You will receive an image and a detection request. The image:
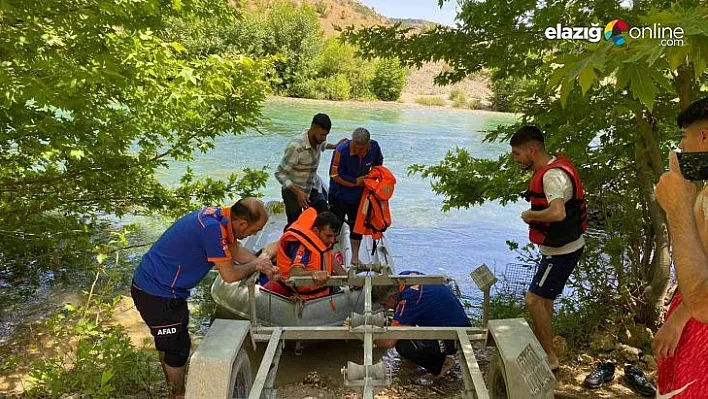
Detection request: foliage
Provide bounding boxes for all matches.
[449,89,469,108]
[370,58,408,101]
[315,0,330,18]
[262,1,325,93]
[344,0,708,328]
[26,238,163,398]
[490,76,528,113]
[0,1,270,282]
[415,97,447,106]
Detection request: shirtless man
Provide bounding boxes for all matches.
[654,97,708,398]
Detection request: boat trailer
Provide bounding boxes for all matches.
[185,264,556,398]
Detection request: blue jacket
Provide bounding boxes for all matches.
[328,140,384,204]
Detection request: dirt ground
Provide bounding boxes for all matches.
[1,296,653,399]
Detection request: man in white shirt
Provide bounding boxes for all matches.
[510,126,587,371]
[274,113,344,228]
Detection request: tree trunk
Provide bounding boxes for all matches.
[635,112,672,326]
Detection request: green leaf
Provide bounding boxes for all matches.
[170,42,187,53]
[101,369,114,386]
[579,68,597,95]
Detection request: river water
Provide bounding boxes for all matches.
[162,97,526,294]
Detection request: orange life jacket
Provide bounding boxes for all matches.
[276,207,333,300]
[522,155,587,247]
[353,165,396,240]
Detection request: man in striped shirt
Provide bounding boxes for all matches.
[275,113,344,228]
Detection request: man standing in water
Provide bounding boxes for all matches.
[510,126,587,371]
[131,198,277,398]
[275,113,346,229]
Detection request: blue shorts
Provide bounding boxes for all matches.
[529,247,583,300]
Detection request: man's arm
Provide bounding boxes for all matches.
[325,138,349,150]
[374,320,406,348]
[214,260,258,283]
[656,151,708,322]
[275,143,297,189]
[664,206,708,322]
[332,254,347,276]
[227,241,278,280]
[522,199,565,223]
[329,149,359,187]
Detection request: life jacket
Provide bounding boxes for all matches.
[353,165,396,240]
[522,155,587,247]
[275,207,333,300]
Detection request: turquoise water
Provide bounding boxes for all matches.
[161,98,527,296]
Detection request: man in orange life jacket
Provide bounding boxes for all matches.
[131,198,278,398]
[511,126,586,371]
[264,208,347,299]
[328,127,384,265]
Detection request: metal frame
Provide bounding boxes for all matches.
[231,265,553,399]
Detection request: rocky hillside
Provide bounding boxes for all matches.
[247,0,492,107]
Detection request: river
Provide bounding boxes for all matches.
[0,97,526,350]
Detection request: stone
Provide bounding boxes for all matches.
[643,355,658,371]
[590,332,616,352]
[627,324,654,349]
[617,343,641,363]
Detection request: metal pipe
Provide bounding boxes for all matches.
[252,326,486,341]
[288,275,446,287]
[249,328,283,399]
[363,275,374,399]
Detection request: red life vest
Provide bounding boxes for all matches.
[353,165,396,240]
[523,155,587,247]
[275,207,333,300]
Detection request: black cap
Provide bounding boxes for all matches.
[312,113,332,131]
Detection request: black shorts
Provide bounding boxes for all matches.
[131,282,191,367]
[528,247,583,300]
[329,198,362,240]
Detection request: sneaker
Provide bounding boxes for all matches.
[583,362,615,389]
[623,364,656,397]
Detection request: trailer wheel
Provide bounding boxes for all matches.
[228,348,252,398]
[486,347,509,399]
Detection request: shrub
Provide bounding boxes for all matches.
[319,74,352,100]
[370,58,407,101]
[468,98,482,110]
[490,76,527,112]
[315,0,329,17]
[415,97,446,106]
[449,89,467,102]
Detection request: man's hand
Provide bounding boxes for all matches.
[312,270,329,285]
[521,210,534,224]
[653,317,684,359]
[356,176,366,186]
[255,256,277,280]
[656,151,697,217]
[291,185,309,209]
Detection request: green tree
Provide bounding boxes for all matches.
[344,1,708,326]
[0,1,270,283]
[260,0,324,93]
[369,58,408,101]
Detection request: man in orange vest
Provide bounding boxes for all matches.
[264,209,347,299]
[511,126,586,371]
